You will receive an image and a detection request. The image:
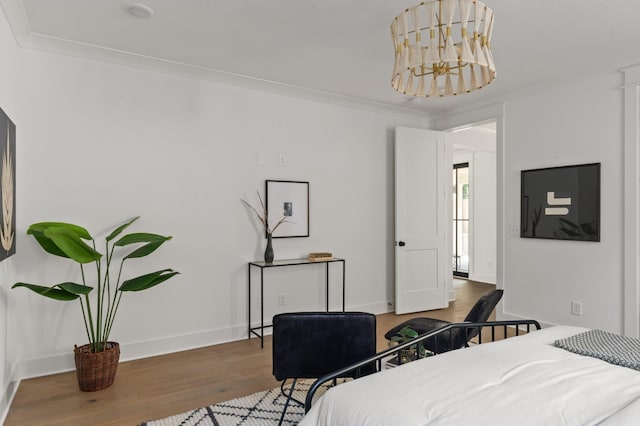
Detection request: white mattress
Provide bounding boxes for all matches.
[300,326,640,426]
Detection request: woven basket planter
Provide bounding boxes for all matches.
[74,342,120,392]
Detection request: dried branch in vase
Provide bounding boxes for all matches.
[241,191,288,234]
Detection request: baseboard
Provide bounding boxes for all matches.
[17,324,253,380]
[17,300,394,380]
[0,379,19,424]
[1,363,20,425]
[468,273,496,285]
[350,300,394,315]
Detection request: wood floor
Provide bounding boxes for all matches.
[5,280,494,425]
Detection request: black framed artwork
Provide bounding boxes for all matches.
[520,163,600,241]
[0,107,15,261]
[265,180,309,238]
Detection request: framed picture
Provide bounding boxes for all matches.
[266,180,309,238]
[0,108,15,261]
[520,163,600,241]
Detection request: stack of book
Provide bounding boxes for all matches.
[308,252,333,261]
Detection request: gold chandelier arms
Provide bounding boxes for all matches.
[412,62,467,78]
[397,19,485,37]
[391,0,496,98]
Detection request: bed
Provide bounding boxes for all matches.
[299,325,640,426]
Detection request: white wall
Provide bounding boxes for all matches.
[502,72,624,332]
[0,9,433,401]
[434,71,627,334]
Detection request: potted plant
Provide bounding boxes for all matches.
[389,326,430,365]
[12,216,179,391]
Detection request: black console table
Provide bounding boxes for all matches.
[247,258,346,348]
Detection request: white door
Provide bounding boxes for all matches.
[395,126,451,314]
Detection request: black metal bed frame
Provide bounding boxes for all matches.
[304,319,541,412]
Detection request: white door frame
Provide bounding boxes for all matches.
[623,64,640,338]
[432,103,507,316]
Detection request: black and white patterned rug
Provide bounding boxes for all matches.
[140,381,326,426]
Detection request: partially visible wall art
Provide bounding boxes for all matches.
[520,163,600,242]
[266,180,309,238]
[0,108,15,261]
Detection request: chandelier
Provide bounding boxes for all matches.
[391,0,495,98]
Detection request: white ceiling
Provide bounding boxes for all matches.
[1,0,639,117]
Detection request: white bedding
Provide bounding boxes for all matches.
[300,326,640,426]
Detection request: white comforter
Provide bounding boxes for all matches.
[300,326,640,426]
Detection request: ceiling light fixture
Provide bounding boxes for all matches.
[125,3,154,19]
[391,0,496,98]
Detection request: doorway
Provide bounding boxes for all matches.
[453,162,470,277]
[448,121,497,287]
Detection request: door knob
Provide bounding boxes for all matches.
[398,241,406,247]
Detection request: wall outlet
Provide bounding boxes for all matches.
[571,300,583,316]
[279,154,287,166]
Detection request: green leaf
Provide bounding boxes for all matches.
[417,342,427,358]
[28,222,93,240]
[119,269,180,292]
[106,216,140,242]
[27,222,93,259]
[124,240,166,260]
[12,282,93,301]
[30,230,68,258]
[56,282,93,296]
[400,326,418,338]
[43,227,102,264]
[114,233,172,247]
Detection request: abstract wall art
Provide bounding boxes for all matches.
[521,163,600,242]
[0,108,15,261]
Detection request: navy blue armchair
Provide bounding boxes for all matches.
[272,311,377,425]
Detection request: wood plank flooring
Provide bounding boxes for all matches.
[5,280,494,425]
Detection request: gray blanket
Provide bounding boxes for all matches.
[554,329,640,371]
